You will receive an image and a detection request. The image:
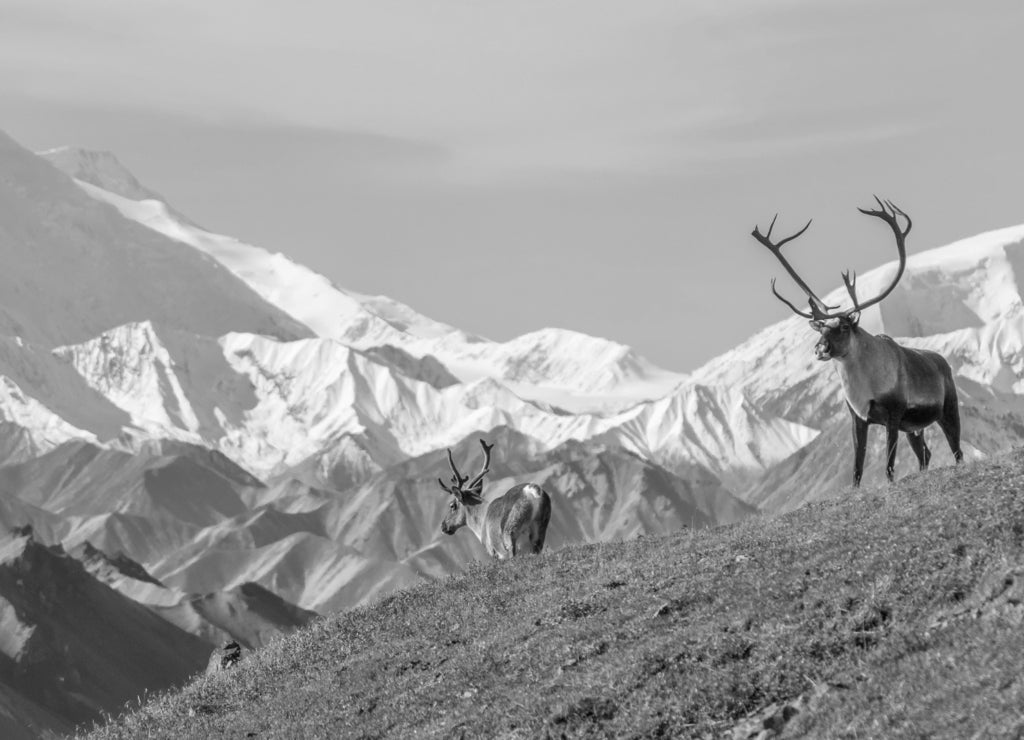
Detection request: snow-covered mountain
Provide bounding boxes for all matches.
[0,133,310,350]
[43,146,683,413]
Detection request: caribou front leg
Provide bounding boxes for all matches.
[905,431,931,471]
[884,415,902,483]
[850,408,868,488]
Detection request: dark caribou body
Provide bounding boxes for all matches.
[752,197,963,486]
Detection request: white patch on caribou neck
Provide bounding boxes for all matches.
[522,483,542,498]
[835,362,871,420]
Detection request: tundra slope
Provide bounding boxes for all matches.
[83,449,1024,740]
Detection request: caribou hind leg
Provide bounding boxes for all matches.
[529,518,548,554]
[905,431,931,471]
[938,391,964,463]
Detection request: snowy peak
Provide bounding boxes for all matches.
[412,327,685,412]
[820,224,1024,338]
[599,380,819,492]
[38,146,168,204]
[53,320,256,445]
[42,147,457,346]
[497,328,665,389]
[46,145,685,410]
[0,131,311,348]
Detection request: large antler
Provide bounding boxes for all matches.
[751,214,836,320]
[752,196,911,320]
[438,447,469,495]
[437,440,493,495]
[840,196,911,313]
[465,439,494,492]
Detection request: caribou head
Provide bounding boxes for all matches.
[751,196,910,358]
[437,439,493,535]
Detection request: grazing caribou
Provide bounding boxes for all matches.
[752,196,963,486]
[437,439,552,559]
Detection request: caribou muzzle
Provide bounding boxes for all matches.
[814,337,833,361]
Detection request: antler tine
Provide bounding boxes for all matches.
[841,269,859,308]
[885,199,912,235]
[752,215,839,318]
[849,196,911,313]
[437,477,454,495]
[466,439,495,492]
[856,195,883,219]
[446,448,468,487]
[857,196,911,234]
[752,216,813,252]
[770,278,815,319]
[772,217,812,250]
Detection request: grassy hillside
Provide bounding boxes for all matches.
[83,449,1024,739]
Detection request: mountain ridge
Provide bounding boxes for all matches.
[0,132,311,349]
[43,146,684,413]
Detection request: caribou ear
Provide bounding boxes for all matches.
[808,319,825,332]
[847,311,861,326]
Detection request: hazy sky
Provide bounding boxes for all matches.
[2,0,1022,371]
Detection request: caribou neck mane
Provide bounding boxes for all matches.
[459,495,493,542]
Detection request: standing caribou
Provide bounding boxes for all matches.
[752,197,963,486]
[437,439,552,559]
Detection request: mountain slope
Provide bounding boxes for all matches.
[41,147,455,344]
[81,450,1024,740]
[72,542,319,650]
[0,531,210,733]
[0,131,311,349]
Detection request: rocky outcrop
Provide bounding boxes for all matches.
[206,640,243,674]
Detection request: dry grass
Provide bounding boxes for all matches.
[82,448,1024,739]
